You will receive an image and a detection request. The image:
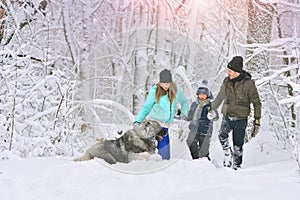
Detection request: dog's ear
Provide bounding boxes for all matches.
[158,128,167,136]
[155,128,167,141]
[145,121,150,126]
[117,131,123,135]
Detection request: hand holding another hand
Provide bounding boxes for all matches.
[174,108,187,120]
[207,110,218,121]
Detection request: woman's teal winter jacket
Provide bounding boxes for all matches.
[135,85,189,124]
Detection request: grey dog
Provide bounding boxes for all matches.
[73,120,167,164]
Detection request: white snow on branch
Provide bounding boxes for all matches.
[256,64,299,87]
[25,107,58,122]
[175,66,194,99]
[239,37,300,49]
[67,99,135,122]
[279,96,300,105]
[259,0,300,9]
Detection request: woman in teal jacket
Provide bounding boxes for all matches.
[134,69,189,160]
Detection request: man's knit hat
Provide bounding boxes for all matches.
[159,69,172,83]
[227,56,243,73]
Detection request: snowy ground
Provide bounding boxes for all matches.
[1,126,300,200]
[1,145,300,199]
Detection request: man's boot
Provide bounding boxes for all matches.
[223,147,232,167]
[232,145,243,170]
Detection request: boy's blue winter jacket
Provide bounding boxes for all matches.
[187,100,214,136]
[135,84,189,124]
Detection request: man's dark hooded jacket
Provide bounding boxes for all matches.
[211,71,261,120]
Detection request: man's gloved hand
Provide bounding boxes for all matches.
[251,119,260,137]
[207,110,218,121]
[133,121,140,129]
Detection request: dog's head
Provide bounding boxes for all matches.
[134,120,165,140]
[123,120,167,153]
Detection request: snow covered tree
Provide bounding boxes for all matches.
[244,0,300,165]
[0,0,80,157]
[0,0,299,162]
[246,0,274,72]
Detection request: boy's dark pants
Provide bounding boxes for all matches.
[187,132,211,160]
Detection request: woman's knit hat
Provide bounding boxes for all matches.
[159,69,173,83]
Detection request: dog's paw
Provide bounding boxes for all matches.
[138,152,151,160]
[96,138,106,142]
[130,152,151,161]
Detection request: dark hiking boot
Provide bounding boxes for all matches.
[232,163,241,170]
[232,145,243,170]
[223,148,232,167]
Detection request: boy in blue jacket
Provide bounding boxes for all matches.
[134,69,189,160]
[186,80,218,160]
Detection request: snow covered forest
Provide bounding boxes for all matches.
[0,0,299,166]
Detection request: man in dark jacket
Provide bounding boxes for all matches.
[210,56,261,169]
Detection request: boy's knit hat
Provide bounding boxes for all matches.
[196,87,209,96]
[196,79,213,99]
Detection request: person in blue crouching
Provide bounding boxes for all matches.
[134,69,189,160]
[186,80,219,160]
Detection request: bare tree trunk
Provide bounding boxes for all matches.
[62,0,78,72]
[9,64,17,151]
[132,0,157,115]
[275,10,297,128]
[246,0,274,72]
[245,0,274,143]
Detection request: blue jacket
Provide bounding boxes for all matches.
[135,85,189,124]
[187,99,215,136]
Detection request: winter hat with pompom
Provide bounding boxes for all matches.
[196,79,214,99]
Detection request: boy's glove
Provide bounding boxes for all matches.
[207,110,218,121]
[251,119,260,137]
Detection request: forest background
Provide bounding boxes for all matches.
[0,0,299,167]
